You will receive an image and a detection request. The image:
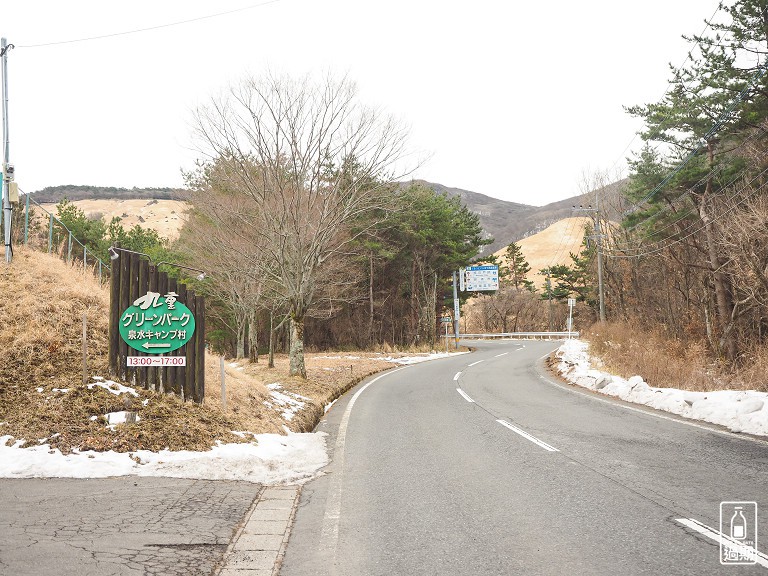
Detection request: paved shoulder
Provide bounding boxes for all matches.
[0,477,260,576]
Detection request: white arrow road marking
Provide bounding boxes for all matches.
[143,342,171,349]
[453,372,461,381]
[675,518,768,568]
[496,419,559,452]
[494,352,508,358]
[456,388,474,403]
[468,360,484,367]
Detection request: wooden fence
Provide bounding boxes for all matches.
[108,248,205,402]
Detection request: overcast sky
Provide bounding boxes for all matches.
[3,1,718,206]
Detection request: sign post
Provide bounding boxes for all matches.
[452,272,460,349]
[567,298,576,339]
[441,316,452,352]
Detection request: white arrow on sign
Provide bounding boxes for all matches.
[142,342,171,349]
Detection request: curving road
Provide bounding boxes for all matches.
[281,339,768,576]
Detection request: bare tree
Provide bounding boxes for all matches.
[192,73,410,377]
[179,165,272,358]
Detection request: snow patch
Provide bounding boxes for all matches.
[87,379,139,398]
[266,383,309,422]
[105,411,140,426]
[556,339,768,437]
[383,351,469,365]
[0,432,328,484]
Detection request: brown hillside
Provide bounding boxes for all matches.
[494,217,591,287]
[40,198,188,240]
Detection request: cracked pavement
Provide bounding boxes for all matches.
[0,477,261,575]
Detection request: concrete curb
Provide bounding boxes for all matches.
[216,485,301,576]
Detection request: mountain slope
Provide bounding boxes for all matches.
[412,179,625,254]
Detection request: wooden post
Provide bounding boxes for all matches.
[157,270,168,392]
[175,282,187,399]
[137,258,149,390]
[195,293,205,402]
[184,288,196,402]
[220,356,226,412]
[108,244,121,376]
[82,312,88,385]
[117,248,131,381]
[147,264,159,392]
[166,277,179,396]
[127,253,140,386]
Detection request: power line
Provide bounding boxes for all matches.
[618,123,765,239]
[609,125,767,254]
[14,0,281,49]
[605,1,726,179]
[605,165,768,259]
[625,57,768,212]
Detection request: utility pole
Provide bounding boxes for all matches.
[452,271,460,349]
[573,200,606,322]
[546,275,553,331]
[1,38,13,264]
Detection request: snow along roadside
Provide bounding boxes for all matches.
[0,432,329,484]
[0,351,469,483]
[556,339,768,437]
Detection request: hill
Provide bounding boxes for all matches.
[30,184,186,203]
[39,198,188,240]
[495,217,592,288]
[412,179,626,254]
[29,179,628,253]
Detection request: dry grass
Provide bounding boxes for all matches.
[0,248,246,453]
[203,353,398,434]
[39,199,188,240]
[493,217,592,288]
[583,321,768,392]
[0,247,442,454]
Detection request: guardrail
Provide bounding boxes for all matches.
[458,332,580,340]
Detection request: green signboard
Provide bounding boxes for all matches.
[119,291,195,354]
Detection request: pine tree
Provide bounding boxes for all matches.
[504,242,534,292]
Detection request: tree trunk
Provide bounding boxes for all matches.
[289,316,307,378]
[368,251,375,347]
[236,321,246,359]
[700,145,737,361]
[268,310,275,368]
[411,259,418,343]
[249,311,259,363]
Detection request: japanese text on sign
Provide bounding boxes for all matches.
[464,265,499,291]
[119,291,196,354]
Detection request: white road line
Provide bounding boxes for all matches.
[494,352,508,357]
[319,367,406,561]
[468,360,484,367]
[453,371,461,381]
[515,346,525,352]
[496,419,559,452]
[456,388,475,403]
[536,354,768,446]
[675,518,768,568]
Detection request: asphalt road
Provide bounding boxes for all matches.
[0,477,259,575]
[281,339,768,576]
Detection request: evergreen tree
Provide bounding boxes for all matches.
[504,242,534,292]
